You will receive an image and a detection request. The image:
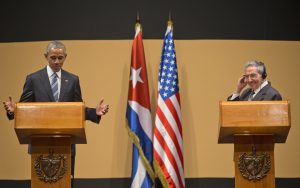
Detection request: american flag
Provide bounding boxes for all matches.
[126,22,154,188]
[153,21,185,188]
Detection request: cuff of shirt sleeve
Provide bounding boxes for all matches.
[230,93,240,100]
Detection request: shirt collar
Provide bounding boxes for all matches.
[253,80,268,94]
[47,65,61,79]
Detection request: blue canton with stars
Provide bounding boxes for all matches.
[158,29,179,100]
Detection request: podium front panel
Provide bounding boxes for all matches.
[218,101,291,143]
[14,102,86,144]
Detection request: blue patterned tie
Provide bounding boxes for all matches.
[51,73,59,102]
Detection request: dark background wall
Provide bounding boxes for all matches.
[1,0,300,42]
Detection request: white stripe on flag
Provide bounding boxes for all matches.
[170,95,182,122]
[131,156,146,188]
[157,95,183,149]
[128,100,153,141]
[154,135,180,188]
[155,113,185,185]
[135,25,141,38]
[165,25,172,36]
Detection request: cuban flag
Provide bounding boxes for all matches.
[126,21,154,188]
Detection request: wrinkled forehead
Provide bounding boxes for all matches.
[245,66,259,74]
[47,48,66,56]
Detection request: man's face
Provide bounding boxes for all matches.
[45,48,67,72]
[244,66,263,90]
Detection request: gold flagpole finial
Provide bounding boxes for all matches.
[135,11,142,34]
[167,11,173,29]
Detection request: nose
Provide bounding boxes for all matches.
[244,75,253,82]
[54,59,60,64]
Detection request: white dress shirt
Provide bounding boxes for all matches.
[47,65,61,99]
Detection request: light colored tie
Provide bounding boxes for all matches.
[51,73,59,102]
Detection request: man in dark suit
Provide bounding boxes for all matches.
[228,60,282,101]
[2,41,109,182]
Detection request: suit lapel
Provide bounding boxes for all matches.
[240,88,252,100]
[59,70,68,101]
[40,67,55,102]
[252,84,270,101]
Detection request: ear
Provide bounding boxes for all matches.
[44,53,48,59]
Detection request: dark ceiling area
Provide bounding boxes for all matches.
[1,0,299,42]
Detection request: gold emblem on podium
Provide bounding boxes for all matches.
[238,146,271,181]
[34,150,67,183]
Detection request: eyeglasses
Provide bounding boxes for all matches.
[244,73,259,79]
[49,55,65,61]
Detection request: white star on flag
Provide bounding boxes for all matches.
[130,67,144,88]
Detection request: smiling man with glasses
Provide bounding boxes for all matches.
[228,60,282,101]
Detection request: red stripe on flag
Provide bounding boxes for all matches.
[165,97,182,136]
[156,106,184,165]
[154,149,176,188]
[154,128,185,188]
[175,92,181,106]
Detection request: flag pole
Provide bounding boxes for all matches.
[135,11,142,34]
[168,10,173,30]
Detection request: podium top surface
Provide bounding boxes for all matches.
[218,101,291,143]
[14,102,86,144]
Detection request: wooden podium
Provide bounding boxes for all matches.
[218,101,291,188]
[14,102,86,188]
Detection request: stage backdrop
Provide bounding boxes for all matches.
[0,40,299,179]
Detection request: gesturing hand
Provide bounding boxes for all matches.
[236,75,247,94]
[3,96,15,114]
[96,98,109,116]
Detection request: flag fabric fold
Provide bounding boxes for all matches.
[126,22,155,188]
[153,21,185,188]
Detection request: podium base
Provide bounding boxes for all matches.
[31,136,71,188]
[234,135,275,188]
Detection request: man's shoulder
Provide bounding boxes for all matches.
[264,83,280,94]
[26,67,46,78]
[25,67,79,81]
[61,69,79,79]
[261,83,282,100]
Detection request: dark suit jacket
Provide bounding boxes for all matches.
[7,67,101,172]
[8,67,100,123]
[7,67,102,176]
[228,83,282,101]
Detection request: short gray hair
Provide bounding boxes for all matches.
[244,60,266,76]
[46,41,67,54]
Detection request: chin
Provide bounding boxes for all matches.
[248,85,255,90]
[251,85,259,90]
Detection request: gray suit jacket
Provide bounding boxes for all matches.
[8,67,100,123]
[228,83,282,101]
